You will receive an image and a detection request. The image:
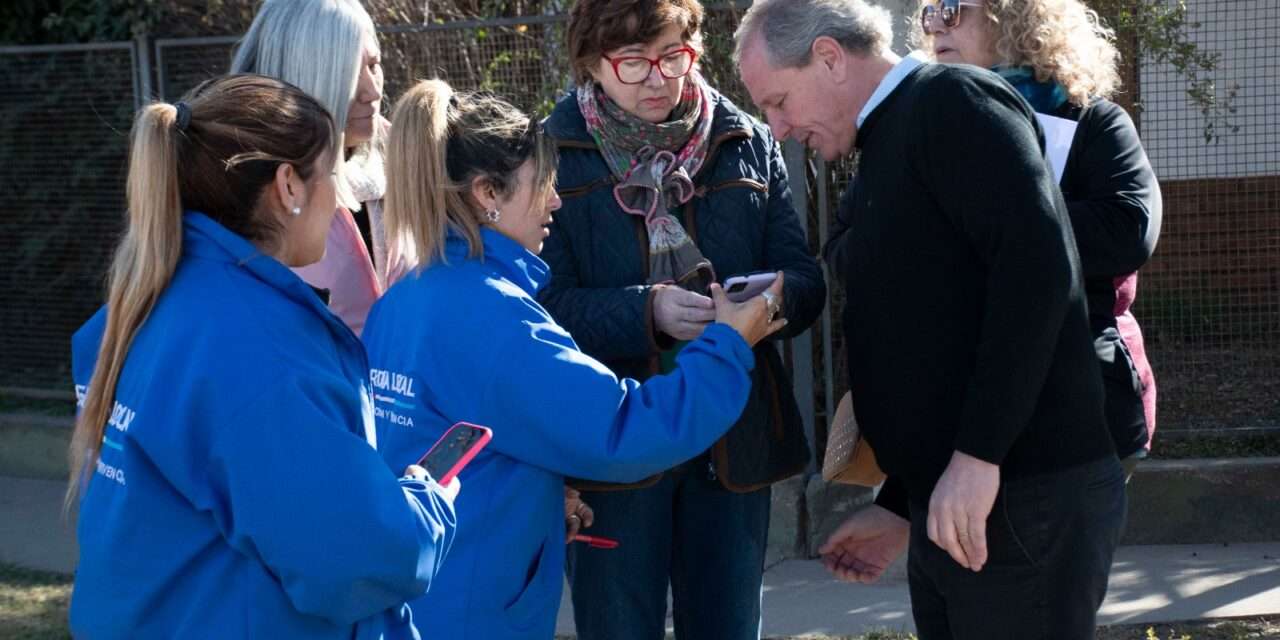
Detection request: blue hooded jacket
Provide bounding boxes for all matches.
[69,212,456,639]
[362,228,756,639]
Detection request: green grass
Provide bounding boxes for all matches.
[0,563,71,640]
[1095,617,1280,640]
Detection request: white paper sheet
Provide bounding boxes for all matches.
[1035,113,1079,185]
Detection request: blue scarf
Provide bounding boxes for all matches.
[993,65,1069,114]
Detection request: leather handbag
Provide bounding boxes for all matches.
[821,391,886,486]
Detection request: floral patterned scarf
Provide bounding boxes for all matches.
[578,71,716,293]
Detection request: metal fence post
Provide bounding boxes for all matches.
[815,157,835,429]
[133,33,153,109]
[783,139,818,472]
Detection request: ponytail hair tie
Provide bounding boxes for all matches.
[174,102,192,131]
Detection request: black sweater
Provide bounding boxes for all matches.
[829,98,1162,332]
[1058,98,1162,330]
[839,65,1115,513]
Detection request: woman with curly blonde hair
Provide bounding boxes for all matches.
[912,0,1121,105]
[915,0,1163,473]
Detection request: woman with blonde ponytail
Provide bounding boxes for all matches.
[361,79,787,639]
[67,74,457,640]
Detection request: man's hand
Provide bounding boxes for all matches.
[818,504,909,583]
[653,285,716,341]
[927,450,1000,572]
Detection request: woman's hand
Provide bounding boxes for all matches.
[405,464,461,503]
[653,285,716,341]
[711,272,788,347]
[564,486,595,543]
[655,284,716,340]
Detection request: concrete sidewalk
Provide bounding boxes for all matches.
[0,475,77,575]
[4,476,1278,636]
[554,543,1280,636]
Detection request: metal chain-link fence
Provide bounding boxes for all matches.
[1131,1,1279,433]
[153,9,755,118]
[0,43,138,390]
[1,3,1275,443]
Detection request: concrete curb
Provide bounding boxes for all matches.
[0,412,74,429]
[765,457,1280,564]
[1124,457,1280,545]
[5,408,1280,546]
[0,413,73,481]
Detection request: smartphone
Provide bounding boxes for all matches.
[723,272,777,303]
[416,422,492,485]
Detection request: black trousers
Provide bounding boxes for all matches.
[907,456,1127,640]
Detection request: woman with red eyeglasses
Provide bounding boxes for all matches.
[913,0,1162,475]
[540,1,826,638]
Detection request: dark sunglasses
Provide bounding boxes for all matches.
[920,0,984,31]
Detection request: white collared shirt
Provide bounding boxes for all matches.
[856,50,931,128]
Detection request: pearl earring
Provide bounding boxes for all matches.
[290,206,302,217]
[485,209,501,224]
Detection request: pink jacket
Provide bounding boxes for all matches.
[293,206,384,335]
[293,141,389,336]
[1114,273,1157,444]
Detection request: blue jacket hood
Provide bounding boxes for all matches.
[185,210,343,320]
[444,227,550,297]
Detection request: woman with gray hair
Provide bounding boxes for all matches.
[232,0,388,335]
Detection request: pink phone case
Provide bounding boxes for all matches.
[724,272,777,303]
[417,422,492,485]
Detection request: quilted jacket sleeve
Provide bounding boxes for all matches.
[539,204,665,362]
[760,133,827,339]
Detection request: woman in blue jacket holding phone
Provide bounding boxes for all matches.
[362,79,786,639]
[68,74,457,639]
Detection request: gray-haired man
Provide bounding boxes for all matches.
[734,1,1126,638]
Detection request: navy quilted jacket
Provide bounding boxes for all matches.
[539,88,826,491]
